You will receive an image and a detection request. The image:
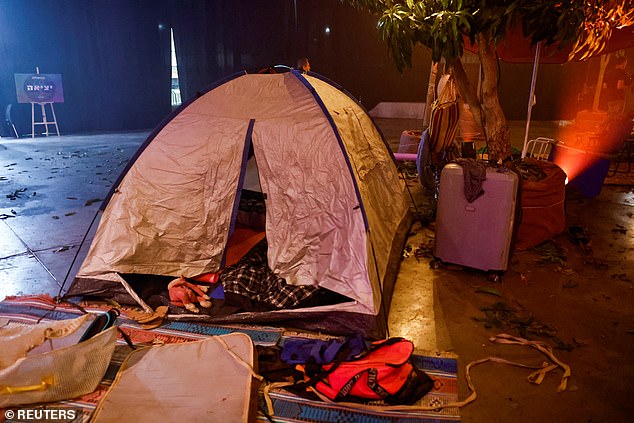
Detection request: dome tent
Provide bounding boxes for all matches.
[68,69,411,337]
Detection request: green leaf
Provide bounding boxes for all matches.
[475,286,503,297]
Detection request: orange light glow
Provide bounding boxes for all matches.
[551,143,612,198]
[553,112,631,186]
[551,146,599,183]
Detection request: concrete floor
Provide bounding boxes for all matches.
[0,132,147,299]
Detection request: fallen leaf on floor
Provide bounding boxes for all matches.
[613,273,632,282]
[6,188,27,200]
[612,224,627,234]
[476,286,502,297]
[532,241,567,265]
[84,198,102,206]
[572,338,589,347]
[414,241,434,261]
[65,212,76,216]
[583,257,609,270]
[555,266,575,275]
[474,302,562,343]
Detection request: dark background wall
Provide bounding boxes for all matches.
[0,0,431,136]
[0,0,172,135]
[0,0,631,136]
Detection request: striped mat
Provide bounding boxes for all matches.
[0,295,460,422]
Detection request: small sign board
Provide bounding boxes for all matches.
[14,73,64,103]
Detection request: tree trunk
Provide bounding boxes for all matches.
[449,57,483,133]
[477,33,511,161]
[423,62,438,129]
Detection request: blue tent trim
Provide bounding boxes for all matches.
[290,69,369,231]
[307,71,397,166]
[222,118,256,268]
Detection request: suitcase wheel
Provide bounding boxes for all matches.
[429,258,442,270]
[487,272,503,283]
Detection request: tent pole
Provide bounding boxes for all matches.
[521,42,542,159]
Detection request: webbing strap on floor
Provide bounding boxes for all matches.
[264,332,571,415]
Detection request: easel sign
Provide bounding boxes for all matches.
[14,69,63,137]
[14,72,64,104]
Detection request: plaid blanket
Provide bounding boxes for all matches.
[222,240,320,310]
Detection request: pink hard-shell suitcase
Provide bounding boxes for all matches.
[433,163,518,281]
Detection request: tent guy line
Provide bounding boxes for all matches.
[2,220,61,288]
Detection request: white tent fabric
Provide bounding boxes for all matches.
[76,71,408,317]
